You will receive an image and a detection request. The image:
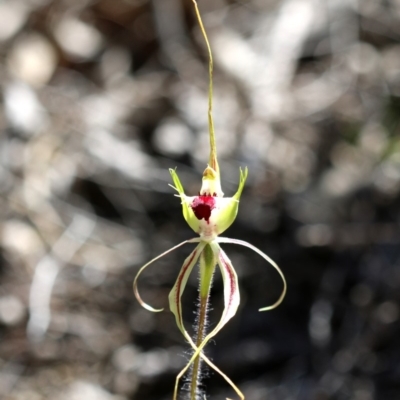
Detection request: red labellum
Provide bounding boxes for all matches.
[191,195,216,222]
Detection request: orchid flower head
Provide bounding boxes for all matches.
[169,166,248,242]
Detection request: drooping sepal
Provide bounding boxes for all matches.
[212,242,241,326]
[216,236,287,312]
[133,238,200,312]
[168,242,206,335]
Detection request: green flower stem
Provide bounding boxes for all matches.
[190,244,215,400]
[192,0,219,176]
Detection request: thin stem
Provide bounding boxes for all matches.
[192,0,219,175]
[190,244,215,400]
[190,287,209,399]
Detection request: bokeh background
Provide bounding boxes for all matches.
[1,0,400,399]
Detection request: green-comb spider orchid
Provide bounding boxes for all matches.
[134,1,286,399]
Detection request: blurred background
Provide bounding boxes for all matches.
[1,0,400,399]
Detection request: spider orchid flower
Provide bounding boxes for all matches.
[134,2,286,399]
[133,164,287,400]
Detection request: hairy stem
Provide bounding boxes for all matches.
[190,244,215,400]
[190,286,209,399]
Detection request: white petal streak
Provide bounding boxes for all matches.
[168,241,206,334]
[216,237,287,311]
[213,243,240,324]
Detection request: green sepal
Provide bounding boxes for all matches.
[169,168,200,233]
[233,167,248,201]
[215,167,248,234]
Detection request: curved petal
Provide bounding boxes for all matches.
[168,241,206,334]
[212,243,241,330]
[216,237,287,311]
[173,242,242,399]
[133,238,200,312]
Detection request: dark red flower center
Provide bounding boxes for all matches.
[191,195,216,222]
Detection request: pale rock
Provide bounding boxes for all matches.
[59,381,126,400]
[0,295,26,325]
[4,82,48,136]
[2,219,44,258]
[53,17,103,61]
[8,33,57,86]
[0,2,27,42]
[153,117,192,156]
